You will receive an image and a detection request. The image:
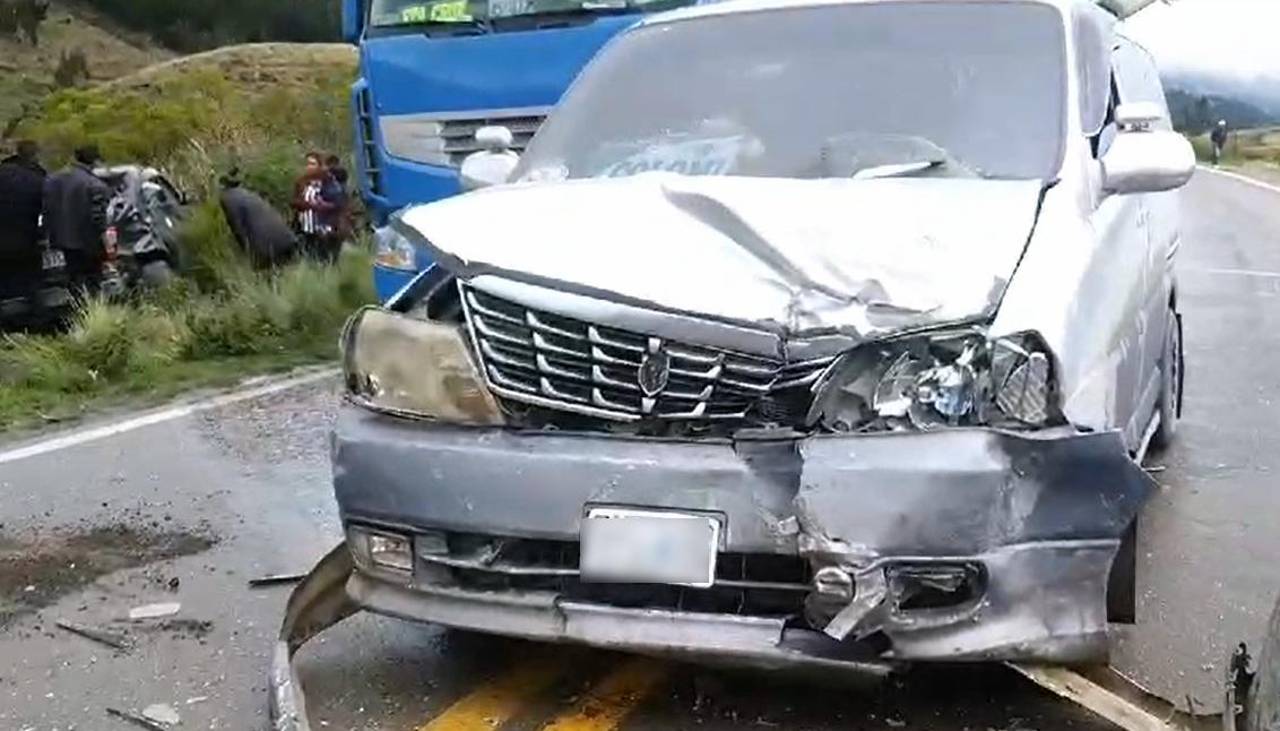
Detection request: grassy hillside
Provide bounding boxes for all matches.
[16,42,357,208]
[0,1,170,131]
[1,42,369,430]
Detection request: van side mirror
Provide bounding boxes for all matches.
[1101,103,1195,195]
[460,126,520,191]
[343,0,364,44]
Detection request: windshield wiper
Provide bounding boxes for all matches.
[851,159,946,180]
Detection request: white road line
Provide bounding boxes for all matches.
[1198,165,1280,196]
[0,367,339,466]
[1201,268,1280,279]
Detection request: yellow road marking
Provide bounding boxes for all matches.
[538,656,668,731]
[418,653,565,731]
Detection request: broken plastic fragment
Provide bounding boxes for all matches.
[142,703,181,726]
[129,602,181,620]
[823,569,889,641]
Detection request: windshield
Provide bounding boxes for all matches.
[514,2,1067,182]
[370,0,687,28]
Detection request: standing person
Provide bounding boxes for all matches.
[1211,120,1229,166]
[43,144,110,293]
[322,154,352,261]
[0,140,47,301]
[291,152,338,261]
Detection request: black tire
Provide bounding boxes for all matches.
[1150,309,1183,452]
[139,260,175,290]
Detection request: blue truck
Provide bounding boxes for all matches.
[342,0,697,299]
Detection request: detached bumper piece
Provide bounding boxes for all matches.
[332,405,1156,666]
[270,545,359,731]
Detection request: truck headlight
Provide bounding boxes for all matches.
[374,225,417,271]
[812,332,1060,432]
[342,307,505,425]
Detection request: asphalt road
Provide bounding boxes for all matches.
[1,168,1278,731]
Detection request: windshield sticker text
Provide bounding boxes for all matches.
[597,136,745,178]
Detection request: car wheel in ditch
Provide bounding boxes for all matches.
[140,261,175,290]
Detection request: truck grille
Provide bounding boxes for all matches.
[381,108,548,170]
[437,112,544,168]
[461,285,832,423]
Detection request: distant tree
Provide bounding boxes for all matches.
[53,48,90,88]
[77,0,340,52]
[0,2,17,38]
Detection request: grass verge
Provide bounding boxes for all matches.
[2,42,368,433]
[0,245,373,432]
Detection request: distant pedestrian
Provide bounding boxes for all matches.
[1211,120,1229,165]
[291,152,340,262]
[0,140,47,300]
[43,144,110,293]
[220,169,298,268]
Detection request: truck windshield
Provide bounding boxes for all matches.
[515,2,1067,182]
[370,0,685,28]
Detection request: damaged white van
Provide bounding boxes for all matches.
[275,0,1198,720]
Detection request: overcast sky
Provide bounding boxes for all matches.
[1122,0,1278,78]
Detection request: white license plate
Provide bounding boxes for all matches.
[580,509,719,587]
[42,249,65,269]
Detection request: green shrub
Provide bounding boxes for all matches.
[179,199,253,292]
[65,298,136,379]
[0,335,95,393]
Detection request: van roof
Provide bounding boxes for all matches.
[644,0,1102,28]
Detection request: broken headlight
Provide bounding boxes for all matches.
[810,332,1060,432]
[342,307,505,425]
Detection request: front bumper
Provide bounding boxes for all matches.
[332,404,1156,666]
[271,409,1156,728]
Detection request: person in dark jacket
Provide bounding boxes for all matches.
[1210,120,1229,165]
[0,140,47,299]
[322,154,352,259]
[43,144,110,292]
[219,169,298,268]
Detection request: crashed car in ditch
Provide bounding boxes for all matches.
[98,165,188,294]
[275,0,1201,724]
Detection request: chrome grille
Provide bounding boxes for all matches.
[461,285,832,422]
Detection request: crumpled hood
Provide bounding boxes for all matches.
[397,174,1045,338]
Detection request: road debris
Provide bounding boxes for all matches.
[142,703,181,726]
[249,572,308,588]
[129,602,181,620]
[106,706,169,730]
[55,619,131,651]
[1008,664,1189,731]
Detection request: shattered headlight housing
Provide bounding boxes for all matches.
[342,307,504,425]
[373,225,418,271]
[810,332,1061,432]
